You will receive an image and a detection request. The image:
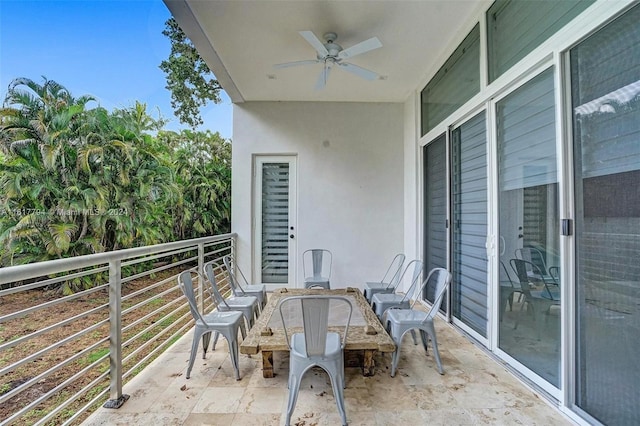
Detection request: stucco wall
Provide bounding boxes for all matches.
[232,101,404,290]
[402,93,419,293]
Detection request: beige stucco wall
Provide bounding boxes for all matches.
[232,101,405,290]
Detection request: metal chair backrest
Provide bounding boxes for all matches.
[178,270,205,323]
[500,260,515,287]
[204,261,230,309]
[511,258,557,300]
[278,296,352,357]
[515,246,548,276]
[384,253,406,289]
[303,249,332,280]
[223,254,245,295]
[396,259,423,303]
[414,268,451,322]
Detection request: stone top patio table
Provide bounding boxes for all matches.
[239,287,396,378]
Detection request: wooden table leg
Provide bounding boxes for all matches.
[262,351,274,378]
[363,349,376,376]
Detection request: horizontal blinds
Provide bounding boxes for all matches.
[487,0,594,82]
[261,163,289,283]
[571,4,640,179]
[498,68,557,191]
[452,111,488,337]
[421,25,480,136]
[423,135,447,306]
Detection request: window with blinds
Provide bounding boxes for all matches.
[421,24,480,136]
[571,4,640,424]
[452,111,488,337]
[487,0,594,83]
[261,163,289,283]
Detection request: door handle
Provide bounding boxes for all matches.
[290,234,294,239]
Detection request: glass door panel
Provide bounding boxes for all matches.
[497,68,561,387]
[451,111,488,337]
[571,5,640,424]
[423,134,448,308]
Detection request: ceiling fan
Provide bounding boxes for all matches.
[274,31,383,90]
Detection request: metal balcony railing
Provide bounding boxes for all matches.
[0,233,237,425]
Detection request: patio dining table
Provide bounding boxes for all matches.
[239,287,396,378]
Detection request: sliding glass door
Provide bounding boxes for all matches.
[423,134,448,309]
[570,5,640,424]
[496,68,561,388]
[451,112,488,337]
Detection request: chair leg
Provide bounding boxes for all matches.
[211,331,220,350]
[226,332,241,381]
[419,329,429,353]
[285,370,302,426]
[187,328,203,379]
[425,323,444,375]
[514,300,527,330]
[239,322,247,340]
[390,336,403,378]
[202,331,211,358]
[410,329,418,345]
[329,368,348,426]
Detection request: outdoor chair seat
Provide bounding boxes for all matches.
[363,253,405,303]
[303,249,332,289]
[205,261,259,329]
[178,270,246,381]
[223,255,267,310]
[279,295,352,426]
[385,268,451,376]
[370,259,422,320]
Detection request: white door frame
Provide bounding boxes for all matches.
[253,155,297,289]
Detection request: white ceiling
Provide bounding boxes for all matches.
[165,0,485,103]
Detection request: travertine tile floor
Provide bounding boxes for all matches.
[84,318,573,425]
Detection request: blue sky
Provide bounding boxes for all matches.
[0,0,233,138]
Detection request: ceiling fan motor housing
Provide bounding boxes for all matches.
[322,32,342,58]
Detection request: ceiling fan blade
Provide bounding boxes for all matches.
[314,64,331,90]
[299,31,329,57]
[338,37,382,60]
[338,62,379,80]
[274,59,320,69]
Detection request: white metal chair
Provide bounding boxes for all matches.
[363,253,405,303]
[371,259,423,320]
[204,261,259,329]
[223,255,267,310]
[279,295,352,426]
[178,270,246,380]
[302,249,332,289]
[385,267,451,376]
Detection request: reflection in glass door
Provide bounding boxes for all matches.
[496,68,560,388]
[571,5,640,424]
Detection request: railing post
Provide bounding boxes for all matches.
[103,259,129,409]
[198,243,205,312]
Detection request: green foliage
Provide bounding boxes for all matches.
[0,77,232,281]
[158,129,231,238]
[159,17,223,128]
